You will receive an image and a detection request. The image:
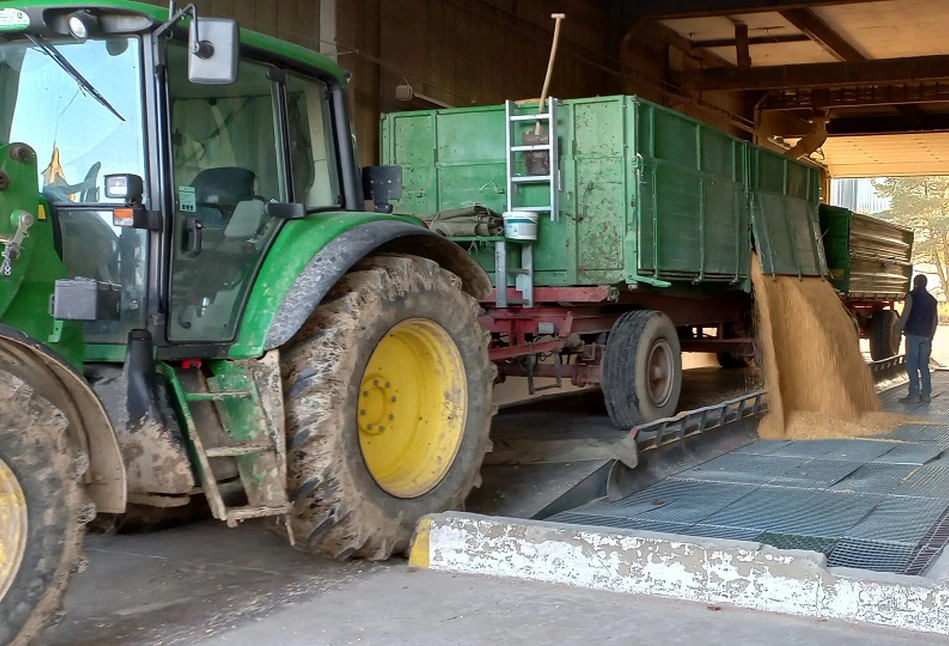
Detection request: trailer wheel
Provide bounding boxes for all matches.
[0,369,91,646]
[281,254,494,560]
[869,309,900,360]
[603,310,682,429]
[849,311,862,339]
[716,322,753,369]
[716,352,753,369]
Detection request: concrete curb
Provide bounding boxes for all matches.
[409,512,949,636]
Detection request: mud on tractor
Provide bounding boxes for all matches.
[0,2,496,643]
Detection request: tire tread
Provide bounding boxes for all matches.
[281,253,494,561]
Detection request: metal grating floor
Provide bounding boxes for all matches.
[878,424,949,442]
[596,480,759,524]
[673,453,806,486]
[769,439,899,461]
[549,372,949,576]
[895,464,949,497]
[830,462,919,494]
[829,538,915,573]
[700,489,884,536]
[771,459,865,488]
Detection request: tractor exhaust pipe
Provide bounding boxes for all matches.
[125,328,159,423]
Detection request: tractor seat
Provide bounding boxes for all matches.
[190,167,256,225]
[224,199,268,239]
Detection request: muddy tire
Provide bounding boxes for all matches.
[602,310,682,429]
[0,369,91,646]
[281,254,494,560]
[869,309,900,360]
[716,321,753,369]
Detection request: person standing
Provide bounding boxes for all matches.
[897,274,939,404]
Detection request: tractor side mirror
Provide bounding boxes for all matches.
[362,165,403,214]
[188,17,239,85]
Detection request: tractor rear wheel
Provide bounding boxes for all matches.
[602,310,682,429]
[869,309,900,360]
[0,369,92,645]
[281,254,494,560]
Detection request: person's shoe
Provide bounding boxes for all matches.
[921,394,932,403]
[899,394,921,404]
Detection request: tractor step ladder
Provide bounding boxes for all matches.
[497,98,559,309]
[167,366,292,535]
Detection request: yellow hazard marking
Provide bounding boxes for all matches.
[37,204,47,221]
[408,517,432,570]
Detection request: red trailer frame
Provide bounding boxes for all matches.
[481,286,755,389]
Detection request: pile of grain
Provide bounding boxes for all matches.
[759,411,909,440]
[751,255,905,440]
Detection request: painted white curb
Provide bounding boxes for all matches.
[409,512,949,635]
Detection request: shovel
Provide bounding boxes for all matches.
[523,13,566,177]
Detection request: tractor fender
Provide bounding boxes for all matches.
[262,220,491,352]
[0,325,126,513]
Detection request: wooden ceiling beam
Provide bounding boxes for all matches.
[674,55,949,91]
[777,7,862,62]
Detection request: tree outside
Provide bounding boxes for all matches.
[858,177,949,363]
[871,176,949,300]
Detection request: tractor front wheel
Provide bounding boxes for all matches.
[0,369,92,645]
[281,254,494,560]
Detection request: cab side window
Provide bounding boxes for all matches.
[166,44,286,342]
[286,73,341,209]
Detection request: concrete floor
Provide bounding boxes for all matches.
[41,522,946,645]
[37,332,949,644]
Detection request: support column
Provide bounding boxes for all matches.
[319,0,337,61]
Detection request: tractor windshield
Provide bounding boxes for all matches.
[0,36,146,204]
[0,35,149,345]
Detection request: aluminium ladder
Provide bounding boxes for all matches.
[496,98,559,309]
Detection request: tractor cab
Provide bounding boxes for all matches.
[0,1,355,359]
[0,5,492,644]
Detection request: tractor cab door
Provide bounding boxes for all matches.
[165,44,287,343]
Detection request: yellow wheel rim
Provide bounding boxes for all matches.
[358,319,468,498]
[0,458,27,602]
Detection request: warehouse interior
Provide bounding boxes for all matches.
[8,1,949,643]
[144,0,949,177]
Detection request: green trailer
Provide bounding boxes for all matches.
[819,204,914,360]
[381,95,829,428]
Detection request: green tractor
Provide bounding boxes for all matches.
[0,2,494,642]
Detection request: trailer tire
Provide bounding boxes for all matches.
[603,310,682,429]
[869,309,900,360]
[0,369,91,646]
[281,254,494,560]
[716,352,753,369]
